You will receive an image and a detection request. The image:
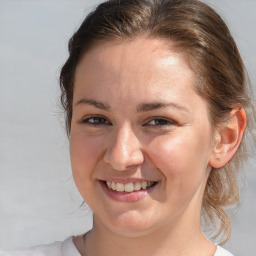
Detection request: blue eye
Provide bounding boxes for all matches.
[79,116,110,126]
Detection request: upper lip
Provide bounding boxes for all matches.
[100,178,159,184]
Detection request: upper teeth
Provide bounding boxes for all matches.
[106,181,154,192]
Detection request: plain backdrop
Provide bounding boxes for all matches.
[0,0,255,255]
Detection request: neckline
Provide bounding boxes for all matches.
[67,236,232,256]
[214,245,233,256]
[62,236,82,256]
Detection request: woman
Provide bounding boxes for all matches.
[1,0,255,255]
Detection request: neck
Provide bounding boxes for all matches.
[83,212,215,256]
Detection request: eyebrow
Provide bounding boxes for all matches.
[75,98,189,113]
[75,98,110,110]
[136,102,189,113]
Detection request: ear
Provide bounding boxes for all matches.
[209,107,247,169]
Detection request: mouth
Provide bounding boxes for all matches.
[102,180,158,193]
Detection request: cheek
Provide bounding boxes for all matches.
[70,132,104,180]
[148,133,212,207]
[148,131,211,177]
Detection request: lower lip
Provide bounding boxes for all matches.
[100,181,157,203]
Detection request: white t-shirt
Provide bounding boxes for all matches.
[0,237,234,256]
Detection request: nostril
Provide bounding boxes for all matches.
[104,147,144,171]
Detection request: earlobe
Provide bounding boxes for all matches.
[209,107,247,169]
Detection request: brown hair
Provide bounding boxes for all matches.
[59,0,256,243]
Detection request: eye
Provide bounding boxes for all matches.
[145,117,175,127]
[79,115,111,126]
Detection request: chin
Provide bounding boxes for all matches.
[95,210,162,238]
[107,223,156,238]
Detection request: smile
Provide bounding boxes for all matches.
[100,179,159,202]
[104,180,157,193]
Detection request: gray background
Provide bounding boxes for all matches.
[0,0,255,255]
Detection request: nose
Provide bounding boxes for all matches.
[104,125,144,171]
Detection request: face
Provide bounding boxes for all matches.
[70,38,216,237]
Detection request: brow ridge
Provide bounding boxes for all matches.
[75,98,110,110]
[136,102,189,112]
[75,99,189,113]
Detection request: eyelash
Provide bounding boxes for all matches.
[79,115,176,128]
[79,115,111,126]
[144,117,176,127]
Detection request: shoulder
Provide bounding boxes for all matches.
[0,237,81,256]
[215,246,234,256]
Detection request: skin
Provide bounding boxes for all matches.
[70,38,245,256]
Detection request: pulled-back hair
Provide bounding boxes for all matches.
[59,0,256,243]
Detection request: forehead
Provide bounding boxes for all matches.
[74,37,200,103]
[75,37,194,87]
[79,37,189,66]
